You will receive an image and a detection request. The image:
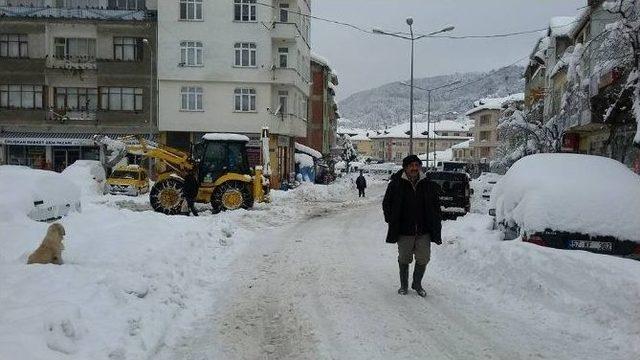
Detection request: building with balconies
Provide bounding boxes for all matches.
[157,0,311,188]
[467,94,524,164]
[0,0,157,172]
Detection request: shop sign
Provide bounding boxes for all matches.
[2,138,90,146]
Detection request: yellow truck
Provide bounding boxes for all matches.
[95,128,271,215]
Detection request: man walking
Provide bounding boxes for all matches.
[183,168,199,216]
[382,155,442,297]
[356,170,367,197]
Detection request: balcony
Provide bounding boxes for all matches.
[271,22,298,41]
[0,5,152,21]
[272,68,309,94]
[46,55,97,70]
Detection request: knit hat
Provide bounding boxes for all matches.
[402,154,421,168]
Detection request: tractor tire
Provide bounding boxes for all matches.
[211,181,253,214]
[150,178,185,215]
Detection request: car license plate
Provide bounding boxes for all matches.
[568,240,612,252]
[440,196,453,201]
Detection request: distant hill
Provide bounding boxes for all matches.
[338,65,525,129]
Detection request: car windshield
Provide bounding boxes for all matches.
[111,170,139,180]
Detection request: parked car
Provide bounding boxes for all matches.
[0,165,81,222]
[489,154,640,259]
[472,172,503,200]
[427,171,472,219]
[105,165,150,196]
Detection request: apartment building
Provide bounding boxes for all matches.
[0,0,157,171]
[157,0,311,188]
[299,53,338,157]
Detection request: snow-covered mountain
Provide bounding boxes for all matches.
[339,65,525,129]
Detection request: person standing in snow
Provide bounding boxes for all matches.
[356,170,367,197]
[183,167,200,216]
[382,155,442,297]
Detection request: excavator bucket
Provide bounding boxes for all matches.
[93,135,128,168]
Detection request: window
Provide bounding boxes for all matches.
[234,0,256,22]
[234,43,256,67]
[278,90,288,114]
[0,34,28,58]
[100,87,143,111]
[278,47,288,68]
[0,85,43,109]
[279,3,289,22]
[441,132,449,136]
[107,0,145,10]
[113,37,141,61]
[181,86,203,111]
[180,41,203,66]
[234,88,256,112]
[479,131,491,142]
[55,88,98,110]
[179,0,202,21]
[54,38,96,58]
[480,114,491,126]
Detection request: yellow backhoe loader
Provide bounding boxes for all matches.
[95,128,271,215]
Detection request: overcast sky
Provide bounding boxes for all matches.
[311,0,585,100]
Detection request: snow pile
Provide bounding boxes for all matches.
[202,133,250,142]
[96,136,127,168]
[549,16,576,37]
[0,166,81,222]
[295,153,314,168]
[432,213,640,358]
[491,153,640,240]
[61,160,106,197]
[294,142,322,159]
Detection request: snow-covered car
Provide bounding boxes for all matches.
[60,160,106,196]
[472,172,503,200]
[0,166,81,222]
[489,154,640,258]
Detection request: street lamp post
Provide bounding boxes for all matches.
[400,80,461,168]
[142,38,154,178]
[374,22,455,156]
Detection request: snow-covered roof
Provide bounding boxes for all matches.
[451,139,473,149]
[549,16,576,38]
[466,93,525,116]
[370,120,474,140]
[349,134,370,141]
[311,51,331,69]
[418,148,454,164]
[491,154,640,241]
[202,133,250,142]
[295,142,322,159]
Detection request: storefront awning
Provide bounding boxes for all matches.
[0,132,156,146]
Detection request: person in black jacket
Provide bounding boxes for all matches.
[356,170,367,197]
[382,155,442,297]
[183,167,200,216]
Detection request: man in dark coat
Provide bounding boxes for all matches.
[183,168,199,216]
[382,155,442,297]
[356,170,367,197]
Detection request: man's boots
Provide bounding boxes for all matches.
[398,263,409,295]
[411,264,427,297]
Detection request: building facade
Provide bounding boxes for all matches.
[157,0,311,188]
[0,0,157,171]
[300,53,338,157]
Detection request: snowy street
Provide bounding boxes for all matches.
[2,176,640,360]
[156,184,640,360]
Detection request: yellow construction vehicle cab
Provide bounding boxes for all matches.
[95,129,271,215]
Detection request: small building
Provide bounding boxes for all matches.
[349,133,372,158]
[451,139,474,163]
[466,94,524,163]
